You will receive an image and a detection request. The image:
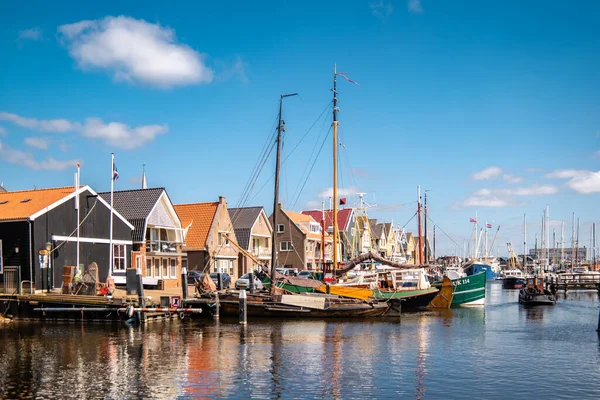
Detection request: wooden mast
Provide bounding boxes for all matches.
[417,185,423,264]
[270,93,297,294]
[332,64,339,275]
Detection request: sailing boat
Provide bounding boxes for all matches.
[218,74,389,318]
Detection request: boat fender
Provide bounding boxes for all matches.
[126,304,134,318]
[179,312,185,320]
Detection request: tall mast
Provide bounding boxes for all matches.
[576,217,580,267]
[571,212,575,268]
[332,64,339,274]
[433,225,436,264]
[424,190,428,263]
[561,221,564,268]
[270,93,297,293]
[417,185,423,264]
[546,205,550,270]
[523,214,527,273]
[484,222,489,259]
[552,228,556,266]
[594,222,597,270]
[322,201,326,270]
[473,211,478,260]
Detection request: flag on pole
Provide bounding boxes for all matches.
[486,223,492,228]
[470,218,477,223]
[339,197,347,205]
[112,162,119,181]
[337,73,359,86]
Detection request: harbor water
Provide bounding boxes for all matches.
[1,282,599,399]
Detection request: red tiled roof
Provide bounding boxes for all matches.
[301,208,353,231]
[174,202,219,249]
[0,186,76,221]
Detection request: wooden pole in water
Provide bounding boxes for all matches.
[239,289,247,325]
[181,266,188,300]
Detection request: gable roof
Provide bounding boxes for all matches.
[228,206,264,250]
[282,209,331,241]
[0,185,134,231]
[174,202,219,249]
[98,188,164,242]
[0,185,6,193]
[382,223,393,238]
[301,208,354,231]
[0,186,78,221]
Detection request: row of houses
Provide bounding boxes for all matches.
[0,183,431,294]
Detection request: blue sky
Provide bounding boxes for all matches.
[1,0,599,257]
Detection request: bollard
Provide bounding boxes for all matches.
[217,273,223,291]
[239,289,247,325]
[248,272,254,294]
[181,266,188,300]
[214,292,220,319]
[136,267,145,308]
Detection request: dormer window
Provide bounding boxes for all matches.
[0,200,7,205]
[20,199,31,203]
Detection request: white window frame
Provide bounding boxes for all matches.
[170,258,177,278]
[146,258,152,277]
[162,258,168,278]
[277,224,285,233]
[218,232,230,247]
[113,244,126,272]
[280,241,293,251]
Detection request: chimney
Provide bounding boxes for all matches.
[219,196,226,205]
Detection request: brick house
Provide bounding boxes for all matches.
[174,196,240,281]
[270,204,332,271]
[98,188,185,290]
[228,206,272,276]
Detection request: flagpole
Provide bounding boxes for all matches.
[109,153,114,277]
[76,163,81,275]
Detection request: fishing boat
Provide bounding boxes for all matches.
[501,269,526,289]
[518,276,556,306]
[435,263,487,306]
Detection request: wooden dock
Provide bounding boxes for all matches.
[549,274,600,292]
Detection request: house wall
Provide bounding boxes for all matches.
[139,193,184,290]
[0,221,31,287]
[272,208,305,271]
[206,199,240,281]
[33,189,132,291]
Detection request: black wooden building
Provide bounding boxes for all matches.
[0,186,133,292]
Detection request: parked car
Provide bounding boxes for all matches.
[235,273,264,290]
[187,270,206,283]
[276,267,299,277]
[297,270,316,279]
[210,272,231,288]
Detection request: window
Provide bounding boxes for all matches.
[309,223,321,233]
[154,258,160,277]
[182,258,188,270]
[162,259,168,277]
[351,228,355,236]
[146,258,152,277]
[280,241,293,251]
[218,232,230,246]
[277,224,284,233]
[113,245,126,271]
[170,259,177,278]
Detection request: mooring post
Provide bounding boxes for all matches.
[214,292,220,319]
[239,289,247,325]
[217,273,223,291]
[136,267,145,308]
[326,284,331,295]
[181,266,188,301]
[249,272,254,294]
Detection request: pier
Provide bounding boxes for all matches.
[549,274,600,293]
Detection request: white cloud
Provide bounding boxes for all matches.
[58,16,214,88]
[371,1,394,21]
[0,126,6,136]
[318,186,360,199]
[0,111,167,150]
[456,184,559,208]
[545,169,600,194]
[408,0,423,14]
[472,166,502,181]
[503,174,523,184]
[304,200,321,209]
[24,137,50,150]
[81,118,168,149]
[0,112,79,132]
[593,150,600,158]
[0,141,79,171]
[18,27,42,41]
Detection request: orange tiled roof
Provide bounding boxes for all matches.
[174,202,219,249]
[0,186,76,221]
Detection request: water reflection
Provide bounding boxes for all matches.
[2,288,600,400]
